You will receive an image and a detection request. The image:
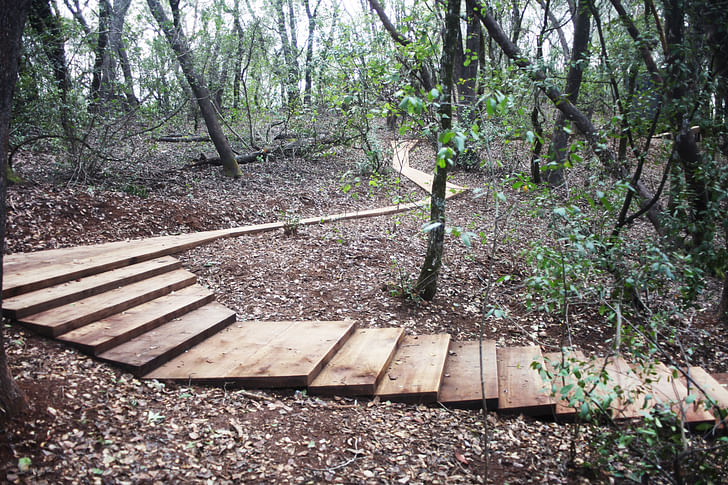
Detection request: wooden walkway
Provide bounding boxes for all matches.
[3,143,727,425]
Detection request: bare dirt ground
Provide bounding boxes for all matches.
[1,126,725,484]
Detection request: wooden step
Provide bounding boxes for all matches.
[97,302,236,376]
[309,328,404,396]
[57,285,214,355]
[644,363,715,424]
[2,256,181,319]
[145,320,355,387]
[18,269,197,337]
[439,340,499,408]
[2,224,285,298]
[496,346,555,416]
[683,366,728,427]
[600,355,649,420]
[375,334,451,403]
[543,350,588,418]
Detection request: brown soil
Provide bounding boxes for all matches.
[1,129,725,483]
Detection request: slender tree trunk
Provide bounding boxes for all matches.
[720,226,728,324]
[367,0,435,92]
[90,0,111,106]
[303,0,321,106]
[416,0,460,301]
[545,0,591,186]
[109,0,138,108]
[467,0,663,234]
[274,0,300,109]
[0,0,30,418]
[536,0,570,59]
[28,0,77,155]
[146,0,241,178]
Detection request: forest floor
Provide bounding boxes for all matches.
[1,124,726,484]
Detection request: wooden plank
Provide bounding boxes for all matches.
[19,269,196,337]
[496,346,555,416]
[309,328,404,396]
[645,364,715,424]
[2,256,181,319]
[439,340,498,407]
[601,355,648,419]
[3,224,284,297]
[97,302,236,376]
[145,320,355,388]
[375,334,451,402]
[542,350,587,418]
[683,367,728,419]
[711,372,728,388]
[58,285,214,354]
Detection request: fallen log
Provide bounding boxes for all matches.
[185,135,347,169]
[186,149,269,168]
[156,135,211,142]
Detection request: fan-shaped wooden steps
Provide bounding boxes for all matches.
[3,141,726,426]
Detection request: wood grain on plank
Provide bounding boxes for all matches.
[683,367,728,426]
[97,302,236,376]
[309,327,404,396]
[644,364,715,423]
[542,350,588,417]
[602,356,648,419]
[375,334,451,402]
[439,340,498,407]
[146,320,355,388]
[3,256,181,319]
[58,285,214,354]
[19,269,196,336]
[3,225,284,297]
[496,346,554,415]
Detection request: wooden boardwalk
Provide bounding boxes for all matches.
[3,142,727,425]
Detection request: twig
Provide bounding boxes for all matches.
[309,437,362,472]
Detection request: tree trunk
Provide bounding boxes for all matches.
[90,0,111,106]
[367,0,435,92]
[720,226,728,324]
[0,0,30,418]
[416,0,460,301]
[274,0,300,110]
[109,0,138,108]
[303,0,321,106]
[146,0,241,178]
[544,0,591,186]
[28,0,77,155]
[467,0,663,234]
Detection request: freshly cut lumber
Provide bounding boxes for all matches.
[543,350,588,418]
[439,340,498,407]
[2,256,181,319]
[496,346,555,416]
[643,364,715,424]
[145,320,355,387]
[3,225,284,297]
[97,302,236,376]
[19,269,196,337]
[600,355,648,420]
[58,285,214,354]
[309,327,404,396]
[375,334,451,402]
[683,367,728,424]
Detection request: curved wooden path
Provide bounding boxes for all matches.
[3,142,727,424]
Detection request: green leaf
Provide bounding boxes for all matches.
[422,221,443,233]
[454,133,466,152]
[18,457,31,473]
[439,130,455,144]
